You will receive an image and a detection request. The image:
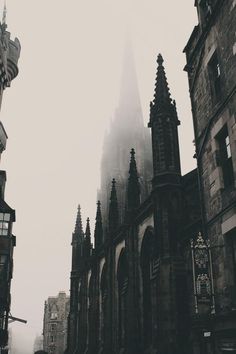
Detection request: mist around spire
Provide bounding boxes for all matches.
[116,38,143,128]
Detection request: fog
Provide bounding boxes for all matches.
[0,1,197,353]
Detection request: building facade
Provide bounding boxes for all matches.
[43,292,70,354]
[0,6,21,353]
[66,1,236,353]
[184,0,236,351]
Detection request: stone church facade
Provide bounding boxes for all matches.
[66,1,236,353]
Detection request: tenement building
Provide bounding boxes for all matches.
[0,5,21,353]
[66,1,236,353]
[183,0,236,352]
[43,292,70,354]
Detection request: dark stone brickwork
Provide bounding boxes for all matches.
[185,0,236,352]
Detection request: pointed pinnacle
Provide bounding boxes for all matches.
[153,53,171,106]
[96,201,102,221]
[129,148,137,174]
[94,200,103,248]
[110,178,117,202]
[130,147,135,157]
[85,217,91,239]
[109,179,119,232]
[74,205,83,236]
[157,53,163,66]
[127,148,140,210]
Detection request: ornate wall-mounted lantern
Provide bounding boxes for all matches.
[191,232,215,315]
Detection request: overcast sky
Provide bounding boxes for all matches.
[1,1,198,353]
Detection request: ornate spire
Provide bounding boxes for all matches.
[94,201,103,249]
[153,54,172,106]
[71,205,84,270]
[117,38,143,127]
[108,179,119,233]
[74,205,83,237]
[85,217,91,237]
[148,54,181,184]
[84,217,91,257]
[127,148,140,210]
[149,54,180,127]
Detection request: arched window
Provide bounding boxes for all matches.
[140,227,158,350]
[100,263,108,351]
[117,249,129,349]
[50,303,58,320]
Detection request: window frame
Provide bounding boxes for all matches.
[208,51,222,104]
[216,126,234,189]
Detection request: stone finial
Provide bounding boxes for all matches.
[74,205,83,238]
[85,217,91,239]
[94,200,103,249]
[108,179,119,232]
[157,53,164,66]
[127,148,140,210]
[153,53,171,106]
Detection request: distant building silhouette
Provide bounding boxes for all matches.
[43,292,69,354]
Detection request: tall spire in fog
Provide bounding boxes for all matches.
[98,37,152,228]
[116,38,143,128]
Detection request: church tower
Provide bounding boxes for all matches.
[149,55,188,354]
[98,41,152,230]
